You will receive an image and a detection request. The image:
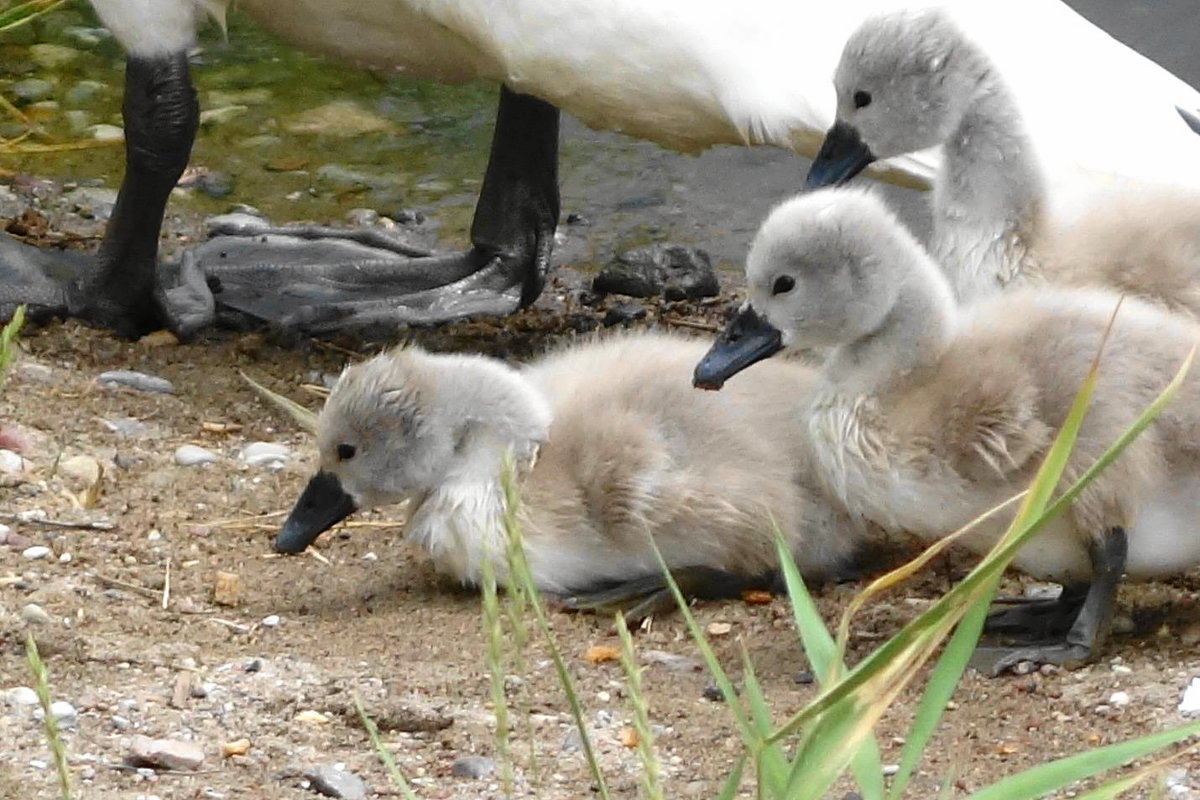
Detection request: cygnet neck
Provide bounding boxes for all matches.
[822,251,958,397]
[932,66,1044,302]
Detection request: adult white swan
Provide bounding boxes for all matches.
[2,0,1198,336]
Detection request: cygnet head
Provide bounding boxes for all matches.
[805,9,987,188]
[274,347,550,553]
[694,189,929,388]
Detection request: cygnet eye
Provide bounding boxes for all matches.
[853,90,872,109]
[771,275,796,295]
[336,443,356,461]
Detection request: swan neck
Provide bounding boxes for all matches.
[824,261,957,397]
[933,71,1044,302]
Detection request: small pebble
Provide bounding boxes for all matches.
[450,755,496,780]
[1180,677,1200,715]
[174,445,218,467]
[362,552,378,562]
[0,449,24,475]
[882,765,900,777]
[23,545,51,560]
[97,370,174,394]
[29,758,48,771]
[58,552,72,563]
[261,615,281,628]
[793,670,815,685]
[703,683,737,702]
[35,701,77,728]
[1109,691,1131,708]
[126,735,205,771]
[240,442,290,468]
[306,764,367,800]
[21,603,53,625]
[0,523,10,543]
[5,686,39,706]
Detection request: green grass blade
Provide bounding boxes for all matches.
[499,462,612,800]
[739,643,791,783]
[885,578,996,800]
[967,721,1200,800]
[615,612,663,800]
[715,751,748,800]
[0,304,25,388]
[478,553,513,795]
[775,533,885,800]
[644,534,785,794]
[0,0,67,32]
[26,634,72,800]
[353,694,419,800]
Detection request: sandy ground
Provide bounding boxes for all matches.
[4,228,1200,800]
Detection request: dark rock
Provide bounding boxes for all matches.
[306,765,366,800]
[451,755,496,780]
[565,212,590,226]
[702,683,739,702]
[793,670,815,685]
[391,208,425,225]
[602,302,647,327]
[593,244,718,301]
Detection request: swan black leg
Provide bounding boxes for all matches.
[191,84,560,334]
[971,526,1127,676]
[1,52,201,338]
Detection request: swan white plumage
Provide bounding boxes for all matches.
[7,0,1200,336]
[91,0,1200,187]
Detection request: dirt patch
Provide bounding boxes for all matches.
[3,187,1200,800]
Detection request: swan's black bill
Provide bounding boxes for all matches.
[804,121,876,189]
[693,305,784,390]
[274,471,357,554]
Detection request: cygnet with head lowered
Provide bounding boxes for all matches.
[695,188,1200,673]
[276,332,877,617]
[804,8,1200,314]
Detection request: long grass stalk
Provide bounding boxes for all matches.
[499,460,612,800]
[479,553,514,795]
[25,633,72,800]
[614,612,663,800]
[353,694,418,800]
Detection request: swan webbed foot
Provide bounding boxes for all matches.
[973,526,1126,676]
[562,567,771,624]
[982,583,1089,641]
[190,216,547,335]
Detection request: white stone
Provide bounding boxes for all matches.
[21,604,53,625]
[5,686,39,706]
[51,700,77,727]
[0,449,24,475]
[58,552,72,563]
[174,445,218,467]
[240,442,290,468]
[1109,691,1131,707]
[1180,677,1200,715]
[0,523,10,543]
[22,546,50,560]
[260,615,281,628]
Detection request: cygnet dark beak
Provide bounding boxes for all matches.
[274,471,357,554]
[693,305,784,390]
[804,121,877,189]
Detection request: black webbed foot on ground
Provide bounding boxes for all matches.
[971,527,1127,677]
[561,566,774,624]
[185,213,545,335]
[983,583,1089,642]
